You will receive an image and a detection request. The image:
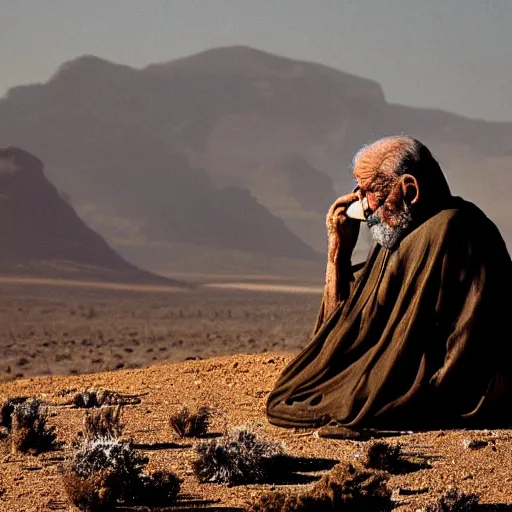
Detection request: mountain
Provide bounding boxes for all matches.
[0,147,179,283]
[0,46,510,276]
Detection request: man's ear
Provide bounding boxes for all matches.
[400,174,419,205]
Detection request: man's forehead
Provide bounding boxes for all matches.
[353,137,413,185]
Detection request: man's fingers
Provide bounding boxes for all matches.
[329,192,359,211]
[328,192,359,218]
[326,192,361,234]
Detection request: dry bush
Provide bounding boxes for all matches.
[362,441,406,474]
[193,427,284,485]
[248,463,392,512]
[71,389,141,408]
[82,405,124,441]
[62,436,147,511]
[424,488,480,512]
[130,471,181,507]
[0,397,28,430]
[170,406,211,438]
[10,398,58,454]
[62,436,181,511]
[62,469,119,512]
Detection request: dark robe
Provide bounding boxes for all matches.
[267,197,512,429]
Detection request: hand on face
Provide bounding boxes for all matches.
[326,192,360,261]
[326,192,358,231]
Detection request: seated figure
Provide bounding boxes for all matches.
[267,135,512,431]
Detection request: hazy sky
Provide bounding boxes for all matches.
[2,0,511,121]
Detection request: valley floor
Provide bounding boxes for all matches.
[0,279,320,381]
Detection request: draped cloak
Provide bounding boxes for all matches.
[267,197,512,429]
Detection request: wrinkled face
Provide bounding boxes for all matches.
[354,165,413,250]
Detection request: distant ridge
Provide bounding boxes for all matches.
[1,45,511,275]
[0,147,179,285]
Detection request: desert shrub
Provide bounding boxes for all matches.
[62,436,180,511]
[129,471,181,507]
[71,390,103,409]
[248,491,293,512]
[71,389,141,408]
[170,406,211,438]
[62,436,147,511]
[0,397,28,430]
[248,463,392,512]
[62,469,119,512]
[362,441,405,473]
[10,398,58,454]
[70,437,147,488]
[193,427,284,485]
[81,405,124,441]
[424,488,480,512]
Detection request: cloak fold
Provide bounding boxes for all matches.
[267,198,512,429]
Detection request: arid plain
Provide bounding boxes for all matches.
[1,280,512,511]
[0,278,320,382]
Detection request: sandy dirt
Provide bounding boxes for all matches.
[0,280,319,381]
[0,281,511,511]
[1,354,512,511]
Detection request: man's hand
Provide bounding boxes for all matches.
[325,192,360,263]
[319,192,361,324]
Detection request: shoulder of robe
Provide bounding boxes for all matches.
[434,198,511,265]
[430,199,502,239]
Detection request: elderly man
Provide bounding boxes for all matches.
[267,135,512,432]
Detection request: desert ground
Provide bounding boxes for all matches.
[1,279,512,511]
[0,278,320,382]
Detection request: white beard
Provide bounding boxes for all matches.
[367,202,413,250]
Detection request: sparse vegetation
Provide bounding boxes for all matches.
[81,405,124,441]
[170,406,211,438]
[71,388,142,408]
[248,462,392,512]
[62,436,148,511]
[0,288,505,510]
[424,488,480,512]
[9,398,58,454]
[62,436,180,511]
[62,469,119,512]
[193,426,284,485]
[130,471,181,507]
[0,396,28,430]
[361,441,406,474]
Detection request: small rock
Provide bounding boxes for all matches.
[462,439,488,450]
